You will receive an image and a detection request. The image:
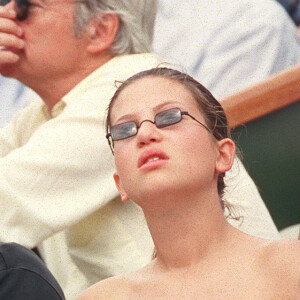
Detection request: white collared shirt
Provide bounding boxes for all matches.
[0,53,161,298]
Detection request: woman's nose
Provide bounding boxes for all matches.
[136,120,163,148]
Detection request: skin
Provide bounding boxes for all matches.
[0,0,119,109]
[112,77,232,210]
[78,77,300,300]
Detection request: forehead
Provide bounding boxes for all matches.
[111,76,199,118]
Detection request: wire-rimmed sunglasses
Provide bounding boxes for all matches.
[106,107,211,154]
[0,0,29,21]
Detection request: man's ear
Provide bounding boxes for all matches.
[86,13,119,54]
[215,138,235,173]
[113,172,130,202]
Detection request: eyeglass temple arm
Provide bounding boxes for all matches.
[181,112,211,133]
[106,133,115,155]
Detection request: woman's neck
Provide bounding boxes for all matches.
[142,190,235,271]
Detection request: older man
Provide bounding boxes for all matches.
[0,0,160,298]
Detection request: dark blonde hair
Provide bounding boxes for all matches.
[106,68,232,209]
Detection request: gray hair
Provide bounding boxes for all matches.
[73,0,158,55]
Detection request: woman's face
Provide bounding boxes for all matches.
[111,77,234,206]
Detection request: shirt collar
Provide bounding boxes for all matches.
[42,53,161,118]
[42,100,66,119]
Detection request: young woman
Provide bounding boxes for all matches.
[79,68,300,299]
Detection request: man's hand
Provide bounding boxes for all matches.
[0,4,24,65]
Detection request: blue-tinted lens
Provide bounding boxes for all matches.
[155,108,182,128]
[111,121,137,141]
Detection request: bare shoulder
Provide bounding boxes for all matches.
[77,276,131,300]
[77,261,158,300]
[260,239,300,293]
[261,239,300,265]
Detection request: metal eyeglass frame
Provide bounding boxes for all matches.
[106,107,211,155]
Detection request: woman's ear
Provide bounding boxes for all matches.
[215,138,236,173]
[113,172,130,202]
[86,13,119,54]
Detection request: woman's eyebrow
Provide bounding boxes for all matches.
[113,101,183,124]
[114,114,136,123]
[153,101,183,112]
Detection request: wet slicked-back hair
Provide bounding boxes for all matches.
[106,68,232,210]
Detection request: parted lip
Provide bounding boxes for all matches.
[138,148,169,168]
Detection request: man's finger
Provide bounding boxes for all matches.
[0,49,19,64]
